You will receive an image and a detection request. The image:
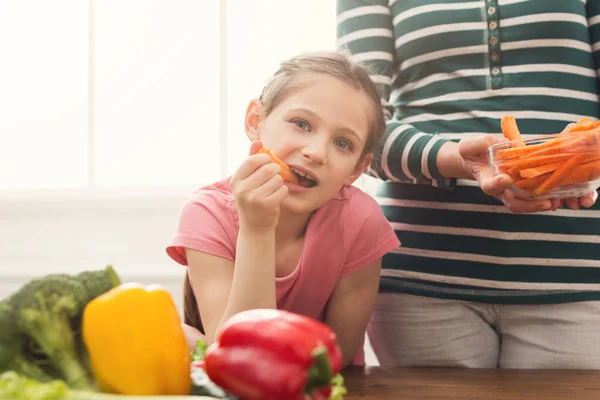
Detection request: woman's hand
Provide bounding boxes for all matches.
[457,135,564,214]
[562,191,598,210]
[230,140,289,233]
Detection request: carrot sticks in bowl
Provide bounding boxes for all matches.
[490,117,600,198]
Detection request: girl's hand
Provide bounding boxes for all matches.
[230,140,289,233]
[458,135,563,214]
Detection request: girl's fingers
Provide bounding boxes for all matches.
[251,173,285,199]
[263,184,289,206]
[249,140,263,156]
[232,154,277,182]
[241,162,282,189]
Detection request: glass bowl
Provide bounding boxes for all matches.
[488,134,600,200]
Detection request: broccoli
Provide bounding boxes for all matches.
[0,296,54,383]
[0,371,195,400]
[70,266,121,372]
[0,267,123,394]
[0,267,122,390]
[73,266,121,304]
[0,371,69,400]
[8,275,96,391]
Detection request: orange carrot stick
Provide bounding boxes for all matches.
[500,116,525,147]
[558,129,600,144]
[514,172,552,191]
[496,123,600,161]
[560,160,600,186]
[495,135,581,160]
[519,161,565,179]
[512,138,596,160]
[257,148,298,184]
[497,165,521,184]
[496,138,565,160]
[492,116,600,195]
[501,153,573,172]
[533,153,599,195]
[496,130,600,160]
[563,117,596,133]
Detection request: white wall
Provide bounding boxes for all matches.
[0,188,188,307]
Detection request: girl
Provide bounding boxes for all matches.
[166,51,400,366]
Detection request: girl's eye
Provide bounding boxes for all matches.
[292,119,311,131]
[334,138,353,151]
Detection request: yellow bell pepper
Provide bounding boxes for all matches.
[82,283,191,395]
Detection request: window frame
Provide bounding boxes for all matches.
[1,0,229,200]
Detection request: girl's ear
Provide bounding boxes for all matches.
[244,98,264,141]
[345,153,374,186]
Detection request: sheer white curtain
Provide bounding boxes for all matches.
[0,0,337,192]
[0,0,338,302]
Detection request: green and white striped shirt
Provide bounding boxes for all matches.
[337,0,600,304]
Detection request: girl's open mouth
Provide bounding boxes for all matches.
[290,167,318,188]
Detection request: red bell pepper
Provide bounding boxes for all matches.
[204,309,343,400]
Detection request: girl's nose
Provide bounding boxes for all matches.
[301,142,327,165]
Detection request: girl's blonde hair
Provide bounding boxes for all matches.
[182,51,385,334]
[258,51,386,156]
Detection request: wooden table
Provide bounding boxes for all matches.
[342,366,600,399]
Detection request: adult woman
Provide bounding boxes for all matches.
[337,0,600,368]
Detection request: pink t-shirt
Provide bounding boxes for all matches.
[166,178,400,364]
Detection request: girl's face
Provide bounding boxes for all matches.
[245,74,374,215]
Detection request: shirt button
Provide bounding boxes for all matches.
[492,67,501,76]
[490,36,498,45]
[491,52,500,62]
[489,21,498,30]
[488,6,496,15]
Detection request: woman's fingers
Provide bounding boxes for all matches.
[477,168,513,197]
[565,197,581,210]
[561,123,575,133]
[563,191,599,210]
[580,191,598,209]
[550,198,563,211]
[503,192,596,213]
[459,135,505,160]
[501,190,554,214]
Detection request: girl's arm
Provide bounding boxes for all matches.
[324,259,381,366]
[185,230,277,345]
[186,141,287,344]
